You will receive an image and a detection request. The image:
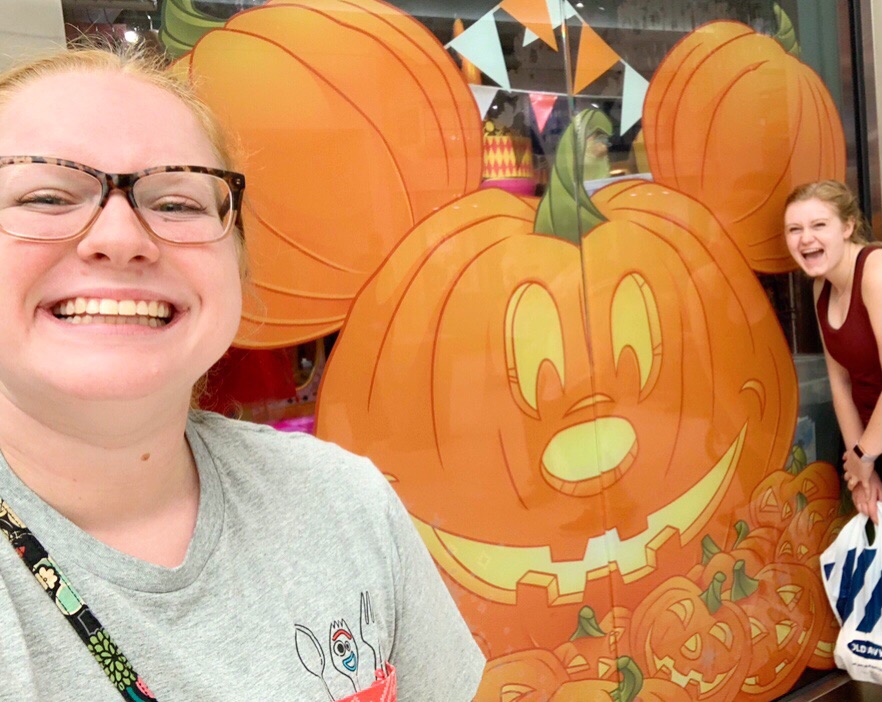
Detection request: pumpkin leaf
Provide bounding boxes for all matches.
[535,108,610,243]
[730,560,760,602]
[733,520,750,548]
[611,656,643,702]
[773,2,801,58]
[700,572,727,615]
[700,534,722,565]
[796,492,808,512]
[570,605,606,640]
[786,443,808,475]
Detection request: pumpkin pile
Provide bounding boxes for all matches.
[173,5,849,701]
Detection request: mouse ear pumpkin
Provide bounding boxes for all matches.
[180,0,482,347]
[642,20,845,273]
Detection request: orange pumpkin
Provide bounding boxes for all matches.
[316,181,797,653]
[629,575,751,702]
[749,461,840,532]
[549,657,691,702]
[179,0,482,347]
[553,606,631,680]
[473,648,569,702]
[776,498,841,564]
[643,21,845,273]
[729,561,825,698]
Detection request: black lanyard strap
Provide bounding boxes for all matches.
[0,498,157,701]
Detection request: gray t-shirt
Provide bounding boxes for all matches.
[0,411,484,701]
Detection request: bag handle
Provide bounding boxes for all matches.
[0,497,157,701]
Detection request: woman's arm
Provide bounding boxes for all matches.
[842,250,882,522]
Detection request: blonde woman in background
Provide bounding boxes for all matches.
[784,180,881,525]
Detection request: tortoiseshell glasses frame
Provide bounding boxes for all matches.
[0,156,246,245]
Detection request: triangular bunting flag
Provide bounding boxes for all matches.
[470,84,501,118]
[447,11,511,90]
[573,21,620,94]
[523,1,579,45]
[501,0,557,50]
[621,61,650,133]
[523,28,538,46]
[564,1,580,19]
[529,92,557,132]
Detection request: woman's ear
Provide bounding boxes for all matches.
[844,217,856,241]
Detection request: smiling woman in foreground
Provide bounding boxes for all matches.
[0,46,484,701]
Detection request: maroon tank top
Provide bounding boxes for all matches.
[817,247,882,426]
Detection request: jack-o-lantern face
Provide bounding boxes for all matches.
[316,184,796,649]
[630,576,751,702]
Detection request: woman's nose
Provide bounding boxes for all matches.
[75,191,161,266]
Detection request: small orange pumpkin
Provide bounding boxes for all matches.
[749,461,840,532]
[629,575,751,702]
[553,606,631,681]
[179,0,482,347]
[473,648,569,702]
[643,21,845,273]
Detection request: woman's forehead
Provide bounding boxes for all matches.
[0,70,221,171]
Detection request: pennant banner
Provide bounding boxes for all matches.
[470,85,501,118]
[573,21,620,94]
[529,92,557,132]
[523,1,580,46]
[501,0,557,50]
[621,61,649,133]
[447,11,511,90]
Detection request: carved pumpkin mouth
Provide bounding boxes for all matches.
[652,654,735,698]
[412,425,746,603]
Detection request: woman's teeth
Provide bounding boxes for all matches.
[51,298,173,327]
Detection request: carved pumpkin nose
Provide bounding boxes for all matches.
[541,418,637,495]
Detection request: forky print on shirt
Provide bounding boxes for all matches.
[294,590,396,702]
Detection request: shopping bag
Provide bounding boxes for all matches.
[819,503,882,684]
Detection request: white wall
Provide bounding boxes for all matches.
[0,0,65,72]
[874,0,882,201]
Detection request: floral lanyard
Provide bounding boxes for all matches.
[0,498,157,701]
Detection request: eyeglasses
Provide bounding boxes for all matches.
[0,156,246,245]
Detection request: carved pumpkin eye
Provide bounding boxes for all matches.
[669,599,694,626]
[611,273,661,398]
[681,633,702,659]
[749,617,767,643]
[710,622,735,649]
[505,283,566,414]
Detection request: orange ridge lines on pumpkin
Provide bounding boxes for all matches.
[699,61,768,192]
[602,205,752,328]
[251,279,355,300]
[427,235,517,466]
[364,213,531,409]
[733,71,807,225]
[271,0,458,187]
[241,311,349,326]
[242,199,368,275]
[650,42,702,189]
[335,0,478,192]
[498,430,530,510]
[670,28,757,189]
[220,25,416,226]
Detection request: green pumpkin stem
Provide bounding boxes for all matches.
[570,605,605,640]
[730,560,760,602]
[700,572,727,615]
[534,108,610,243]
[773,2,801,58]
[701,535,722,565]
[796,492,808,512]
[787,444,808,475]
[733,520,750,548]
[611,656,644,702]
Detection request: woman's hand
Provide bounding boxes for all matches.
[851,471,881,526]
[844,446,876,490]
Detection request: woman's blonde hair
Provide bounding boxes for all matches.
[785,180,873,245]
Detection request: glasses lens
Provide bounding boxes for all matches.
[133,171,233,243]
[0,163,102,240]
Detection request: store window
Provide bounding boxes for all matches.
[4,1,879,699]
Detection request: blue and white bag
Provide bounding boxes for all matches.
[820,503,882,684]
